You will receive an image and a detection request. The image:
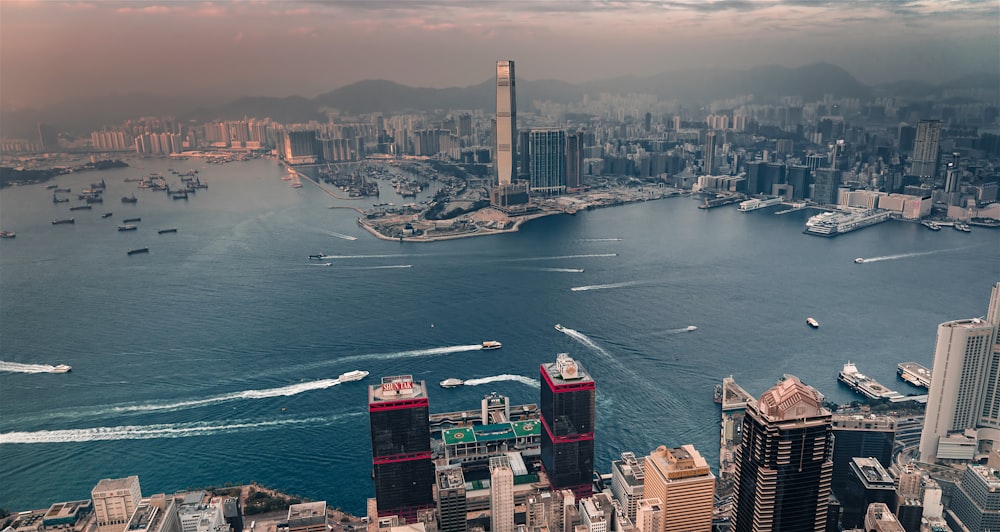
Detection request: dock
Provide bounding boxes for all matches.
[897,361,932,388]
[838,362,927,403]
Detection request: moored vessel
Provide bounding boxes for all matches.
[481,340,502,350]
[440,378,464,388]
[123,217,141,223]
[102,212,113,218]
[52,218,75,225]
[897,362,932,388]
[127,247,149,255]
[838,362,902,400]
[122,194,138,203]
[118,224,138,231]
[70,205,92,211]
[158,228,178,234]
[338,370,369,382]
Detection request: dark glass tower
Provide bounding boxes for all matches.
[368,375,435,521]
[540,353,595,497]
[732,376,833,532]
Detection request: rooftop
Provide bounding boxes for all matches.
[757,375,827,420]
[441,420,540,446]
[93,476,140,494]
[541,353,593,387]
[368,375,428,405]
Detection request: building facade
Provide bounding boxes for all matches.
[910,119,942,178]
[610,452,645,522]
[641,445,715,532]
[490,456,515,532]
[919,282,1000,462]
[435,467,467,532]
[368,375,436,520]
[540,353,596,497]
[528,129,567,195]
[732,376,833,532]
[495,60,517,186]
[92,476,143,532]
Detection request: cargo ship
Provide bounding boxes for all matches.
[838,362,901,400]
[897,362,932,388]
[804,209,891,237]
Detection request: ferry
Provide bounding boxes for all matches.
[0,231,15,238]
[51,364,72,373]
[52,218,75,225]
[838,362,901,400]
[118,224,138,231]
[806,317,819,328]
[440,378,464,388]
[921,220,942,231]
[338,370,369,382]
[897,362,932,388]
[804,209,891,237]
[127,247,149,255]
[737,196,783,212]
[954,223,971,233]
[481,341,502,350]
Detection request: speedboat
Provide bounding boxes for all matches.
[440,378,464,388]
[338,370,369,382]
[686,325,698,332]
[807,317,819,328]
[308,254,325,260]
[854,258,865,264]
[554,324,563,331]
[51,364,72,373]
[481,341,502,350]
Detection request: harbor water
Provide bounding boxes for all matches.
[1,157,997,513]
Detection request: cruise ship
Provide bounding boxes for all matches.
[338,370,369,382]
[481,341,502,350]
[838,362,901,400]
[897,362,932,388]
[737,196,783,212]
[804,209,892,237]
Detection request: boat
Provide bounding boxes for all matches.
[51,364,72,373]
[117,224,137,231]
[554,324,564,331]
[127,247,149,255]
[737,196,783,212]
[954,223,971,233]
[0,231,15,238]
[52,196,69,203]
[45,184,57,189]
[338,370,369,382]
[838,362,902,400]
[291,183,303,188]
[308,254,325,260]
[52,218,75,225]
[440,378,464,388]
[804,209,891,237]
[685,325,698,332]
[102,212,113,218]
[69,205,92,211]
[714,384,723,404]
[855,258,865,264]
[897,362,932,388]
[921,220,942,231]
[806,317,819,328]
[158,228,178,234]
[122,194,138,203]
[123,217,141,223]
[481,341,502,350]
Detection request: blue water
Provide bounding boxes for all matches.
[1,157,997,513]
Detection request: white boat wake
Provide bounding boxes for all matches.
[534,267,585,273]
[309,262,333,267]
[858,248,959,264]
[556,326,616,362]
[0,361,60,374]
[0,413,362,445]
[328,232,358,241]
[578,238,623,242]
[571,280,642,292]
[463,374,539,388]
[510,253,617,262]
[665,325,698,334]
[351,264,412,270]
[320,253,407,259]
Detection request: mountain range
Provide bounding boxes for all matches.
[3,62,997,139]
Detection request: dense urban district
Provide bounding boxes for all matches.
[2,60,1000,532]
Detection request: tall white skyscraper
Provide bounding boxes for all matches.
[490,455,515,532]
[919,282,1000,462]
[495,60,517,186]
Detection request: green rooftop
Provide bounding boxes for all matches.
[442,420,540,446]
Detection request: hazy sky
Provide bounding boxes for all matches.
[2,0,998,109]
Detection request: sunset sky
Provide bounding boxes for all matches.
[1,0,997,109]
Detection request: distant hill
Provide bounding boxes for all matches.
[2,62,994,137]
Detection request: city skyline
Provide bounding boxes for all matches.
[2,0,998,110]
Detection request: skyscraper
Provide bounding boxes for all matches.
[495,60,517,186]
[919,282,1000,462]
[368,375,435,521]
[812,168,841,205]
[490,455,515,532]
[435,466,468,532]
[566,132,584,189]
[92,476,142,532]
[528,128,567,195]
[910,119,941,178]
[540,353,596,497]
[641,444,715,531]
[946,464,1000,531]
[703,131,718,176]
[610,452,645,522]
[732,376,833,531]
